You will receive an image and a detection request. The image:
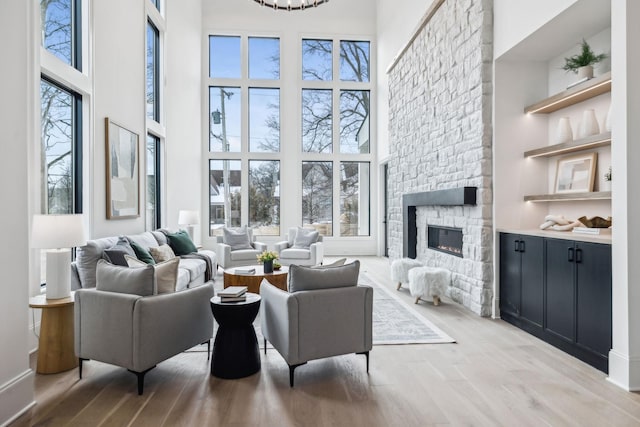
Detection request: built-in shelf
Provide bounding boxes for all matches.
[524,132,611,158]
[524,71,611,114]
[524,191,611,202]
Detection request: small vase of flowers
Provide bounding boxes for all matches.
[257,250,278,273]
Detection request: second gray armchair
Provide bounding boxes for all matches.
[260,260,372,386]
[274,227,324,266]
[215,226,267,270]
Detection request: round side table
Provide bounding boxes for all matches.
[29,292,77,374]
[210,293,261,379]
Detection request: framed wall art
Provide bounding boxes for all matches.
[105,118,140,219]
[554,152,597,193]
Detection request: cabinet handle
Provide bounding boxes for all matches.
[514,240,520,252]
[519,240,525,253]
[576,248,583,264]
[568,247,574,262]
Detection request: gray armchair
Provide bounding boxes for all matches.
[260,261,372,386]
[75,261,214,394]
[215,227,267,270]
[274,227,324,266]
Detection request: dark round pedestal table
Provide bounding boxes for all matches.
[210,293,261,379]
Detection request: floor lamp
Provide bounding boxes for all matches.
[178,210,200,242]
[31,214,86,299]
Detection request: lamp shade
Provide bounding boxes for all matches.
[31,214,87,249]
[178,210,199,226]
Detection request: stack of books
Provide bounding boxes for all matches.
[233,267,256,275]
[218,286,248,303]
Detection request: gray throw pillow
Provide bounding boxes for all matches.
[102,236,136,266]
[293,227,319,249]
[96,259,155,296]
[288,260,360,293]
[222,226,253,251]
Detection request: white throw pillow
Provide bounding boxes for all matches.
[293,227,319,249]
[149,244,176,263]
[125,255,180,294]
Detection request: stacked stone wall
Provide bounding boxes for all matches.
[388,0,494,316]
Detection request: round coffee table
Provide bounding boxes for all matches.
[210,292,261,379]
[223,265,288,294]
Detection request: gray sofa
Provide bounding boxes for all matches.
[260,260,373,386]
[71,230,216,291]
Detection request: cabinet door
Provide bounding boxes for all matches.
[499,233,521,317]
[576,242,612,357]
[545,239,575,342]
[520,236,544,326]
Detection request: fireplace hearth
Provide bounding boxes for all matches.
[428,226,463,257]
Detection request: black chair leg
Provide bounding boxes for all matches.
[357,351,370,373]
[78,358,83,379]
[207,339,211,361]
[288,362,306,387]
[129,366,155,395]
[264,338,267,354]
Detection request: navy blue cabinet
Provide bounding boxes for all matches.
[499,233,612,373]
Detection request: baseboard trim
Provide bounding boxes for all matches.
[607,349,640,391]
[0,369,35,427]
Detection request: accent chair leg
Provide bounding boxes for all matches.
[415,296,421,304]
[357,351,370,373]
[396,282,402,290]
[129,366,155,395]
[78,358,87,379]
[288,362,307,387]
[264,338,267,354]
[207,339,211,360]
[433,295,441,306]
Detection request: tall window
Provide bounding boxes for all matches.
[208,35,281,236]
[301,39,371,236]
[147,20,160,121]
[40,0,81,70]
[40,78,82,214]
[146,134,161,230]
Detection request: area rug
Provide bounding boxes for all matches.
[360,272,456,345]
[210,270,455,346]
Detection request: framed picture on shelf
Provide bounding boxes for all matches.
[105,118,140,219]
[554,152,597,193]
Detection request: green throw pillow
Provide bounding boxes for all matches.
[129,240,156,265]
[166,230,197,256]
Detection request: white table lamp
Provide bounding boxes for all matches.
[178,210,199,241]
[31,214,87,299]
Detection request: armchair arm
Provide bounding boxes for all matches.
[133,283,214,371]
[274,240,289,255]
[70,261,82,290]
[216,242,232,268]
[309,241,324,266]
[253,241,267,252]
[75,289,140,369]
[260,280,300,364]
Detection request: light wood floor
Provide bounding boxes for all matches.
[14,257,640,426]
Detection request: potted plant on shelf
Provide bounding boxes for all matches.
[603,166,612,191]
[562,39,607,80]
[257,250,278,273]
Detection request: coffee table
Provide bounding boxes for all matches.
[210,293,261,379]
[223,265,288,294]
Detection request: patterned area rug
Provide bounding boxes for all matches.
[360,272,456,345]
[211,270,455,346]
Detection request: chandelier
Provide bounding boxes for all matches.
[253,0,329,11]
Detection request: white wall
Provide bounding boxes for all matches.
[91,0,147,238]
[165,0,203,239]
[0,1,36,425]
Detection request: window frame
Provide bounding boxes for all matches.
[146,133,162,230]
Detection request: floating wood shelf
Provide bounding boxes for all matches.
[524,191,611,202]
[524,132,611,158]
[524,71,611,114]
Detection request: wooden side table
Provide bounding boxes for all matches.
[29,292,77,374]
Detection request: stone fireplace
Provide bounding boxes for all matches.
[387,0,494,316]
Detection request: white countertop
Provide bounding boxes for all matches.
[497,228,612,245]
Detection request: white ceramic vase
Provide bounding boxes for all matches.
[556,117,573,143]
[578,109,600,138]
